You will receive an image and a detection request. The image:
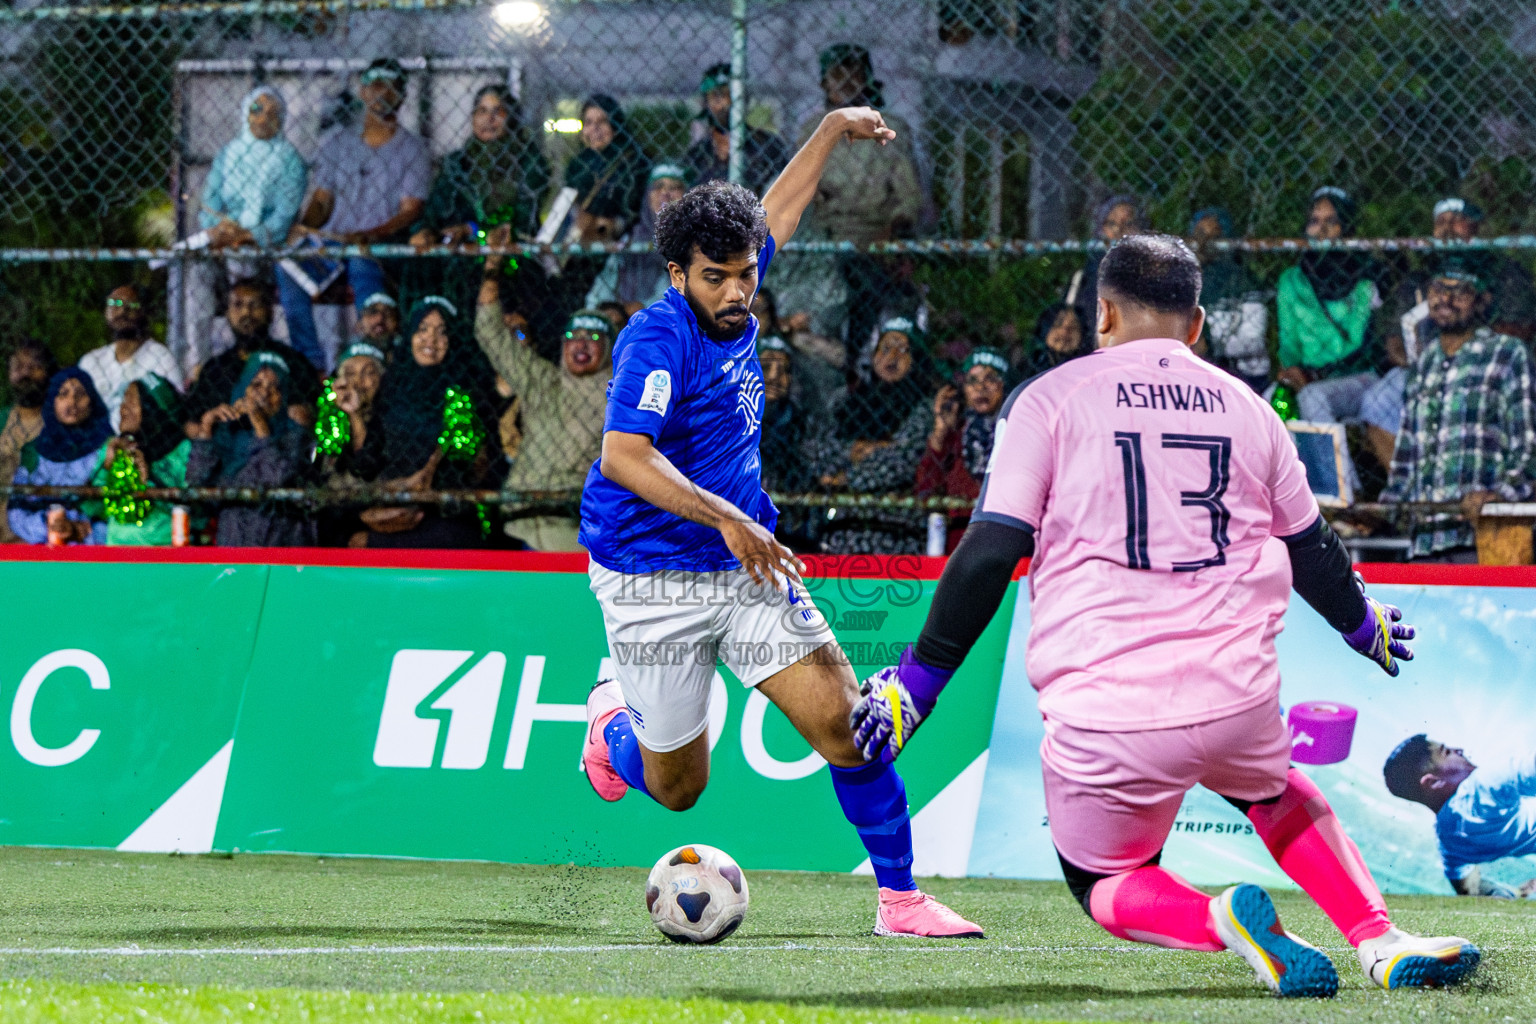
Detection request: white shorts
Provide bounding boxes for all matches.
[588,560,837,753]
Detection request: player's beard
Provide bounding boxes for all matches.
[682,283,750,342]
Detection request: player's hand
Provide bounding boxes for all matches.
[826,106,895,145]
[1342,574,1414,676]
[719,517,804,588]
[850,665,932,762]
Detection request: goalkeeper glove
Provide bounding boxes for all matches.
[1341,573,1415,677]
[849,648,951,762]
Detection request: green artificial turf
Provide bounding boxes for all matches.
[0,847,1528,1023]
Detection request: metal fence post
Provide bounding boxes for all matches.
[728,0,747,186]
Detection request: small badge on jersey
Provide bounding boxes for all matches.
[637,369,672,415]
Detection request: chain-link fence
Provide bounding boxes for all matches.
[1,0,1535,554]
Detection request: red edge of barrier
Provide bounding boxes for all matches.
[0,545,1530,586]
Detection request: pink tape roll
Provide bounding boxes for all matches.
[1287,701,1358,765]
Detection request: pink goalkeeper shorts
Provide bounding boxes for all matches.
[1041,699,1292,876]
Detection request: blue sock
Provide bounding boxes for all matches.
[603,711,651,798]
[829,760,917,892]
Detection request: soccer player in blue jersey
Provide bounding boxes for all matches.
[579,105,983,938]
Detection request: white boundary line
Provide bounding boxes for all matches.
[0,942,1389,957]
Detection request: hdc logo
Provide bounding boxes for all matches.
[372,649,826,780]
[372,650,584,770]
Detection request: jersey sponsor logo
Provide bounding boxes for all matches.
[637,369,673,416]
[1115,381,1227,413]
[736,373,764,436]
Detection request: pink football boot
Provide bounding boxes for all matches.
[583,679,629,802]
[873,888,985,938]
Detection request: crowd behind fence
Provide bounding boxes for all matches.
[1,0,1535,561]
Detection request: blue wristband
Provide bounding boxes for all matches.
[899,646,954,711]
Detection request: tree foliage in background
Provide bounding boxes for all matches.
[1072,1,1536,237]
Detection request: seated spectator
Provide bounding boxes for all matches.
[916,347,1007,552]
[184,85,307,378]
[186,352,315,546]
[796,44,923,355]
[361,296,499,549]
[349,291,403,363]
[1275,186,1387,424]
[822,316,935,554]
[683,62,790,196]
[1362,197,1536,470]
[476,275,611,550]
[407,83,550,315]
[315,341,389,545]
[8,368,112,546]
[185,279,321,432]
[565,94,649,244]
[80,285,184,428]
[757,335,834,551]
[281,58,431,372]
[0,338,56,542]
[1189,206,1270,390]
[1065,195,1143,331]
[585,162,690,317]
[752,285,843,415]
[84,376,190,546]
[1380,261,1536,562]
[1018,302,1093,378]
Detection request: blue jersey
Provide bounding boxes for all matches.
[579,236,779,573]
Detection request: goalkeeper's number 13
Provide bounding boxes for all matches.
[1113,431,1233,572]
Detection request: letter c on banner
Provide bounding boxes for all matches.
[740,688,825,780]
[10,649,110,767]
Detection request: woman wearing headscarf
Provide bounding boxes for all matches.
[359,296,499,548]
[584,161,689,315]
[1276,185,1388,423]
[821,316,936,554]
[1018,301,1094,378]
[8,368,113,545]
[315,341,389,545]
[83,375,191,546]
[916,347,1009,553]
[406,84,552,315]
[186,351,315,546]
[564,94,649,243]
[1064,194,1143,330]
[185,86,308,377]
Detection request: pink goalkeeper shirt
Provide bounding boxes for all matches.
[976,337,1320,732]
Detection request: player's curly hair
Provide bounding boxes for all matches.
[655,180,769,270]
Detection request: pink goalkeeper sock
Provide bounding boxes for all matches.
[1245,768,1392,946]
[1087,866,1224,951]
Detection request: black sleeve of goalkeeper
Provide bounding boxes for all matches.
[913,519,1036,672]
[1284,515,1369,634]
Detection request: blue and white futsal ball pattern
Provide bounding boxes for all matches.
[645,843,750,944]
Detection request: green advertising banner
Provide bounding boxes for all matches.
[216,564,1013,873]
[0,562,264,850]
[0,556,1013,875]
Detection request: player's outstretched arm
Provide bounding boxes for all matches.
[1284,516,1414,676]
[761,107,895,247]
[850,519,1034,761]
[600,430,804,586]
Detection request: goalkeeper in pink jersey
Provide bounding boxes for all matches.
[850,234,1479,998]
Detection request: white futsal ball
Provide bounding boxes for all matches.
[645,843,750,944]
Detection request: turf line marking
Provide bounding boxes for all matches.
[0,942,1384,957]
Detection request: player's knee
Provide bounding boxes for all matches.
[652,780,706,812]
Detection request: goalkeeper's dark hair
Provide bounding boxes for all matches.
[1383,733,1433,802]
[655,180,769,271]
[1097,233,1203,316]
